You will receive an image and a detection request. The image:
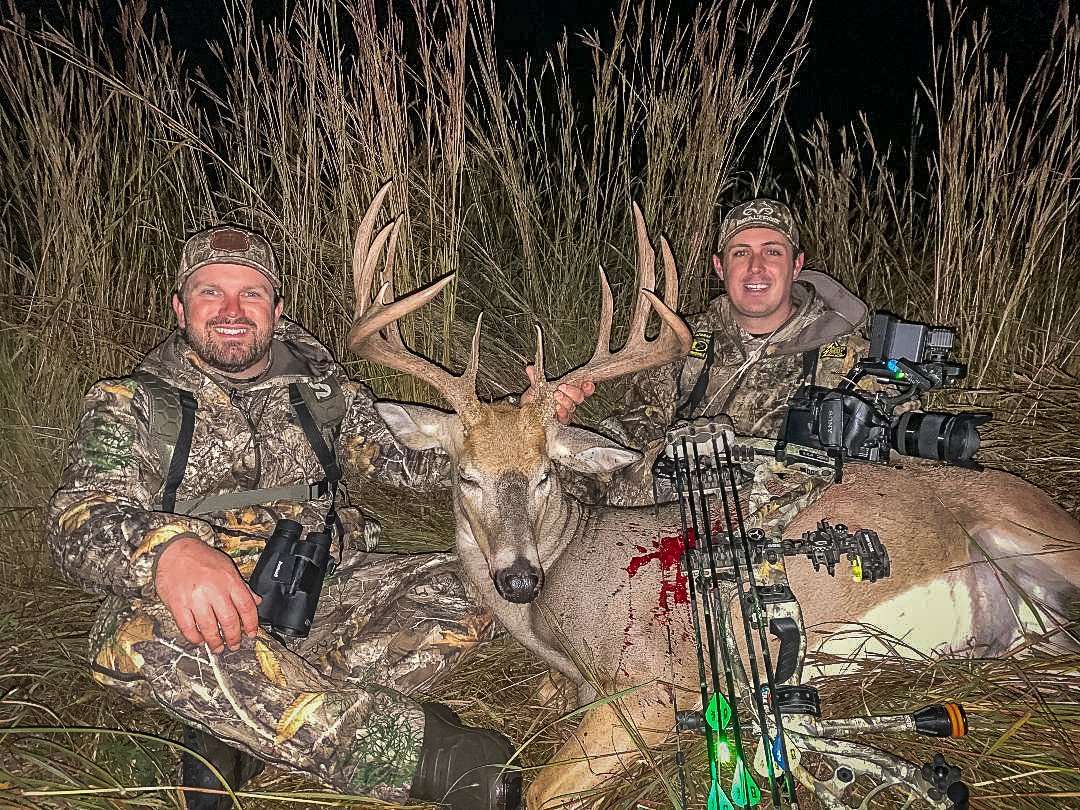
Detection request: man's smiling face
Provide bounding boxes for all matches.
[715,227,805,334]
[172,263,283,378]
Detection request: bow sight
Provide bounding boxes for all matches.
[656,417,971,809]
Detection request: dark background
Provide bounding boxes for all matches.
[15,0,1065,146]
[490,0,1061,139]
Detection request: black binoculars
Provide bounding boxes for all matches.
[248,518,334,639]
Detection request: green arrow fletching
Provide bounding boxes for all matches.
[708,778,736,810]
[705,692,733,731]
[730,758,761,807]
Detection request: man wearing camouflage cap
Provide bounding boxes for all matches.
[603,197,870,523]
[47,223,569,810]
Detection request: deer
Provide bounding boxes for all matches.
[345,182,1080,809]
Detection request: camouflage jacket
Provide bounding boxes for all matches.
[46,319,449,601]
[616,270,869,447]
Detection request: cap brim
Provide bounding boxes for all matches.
[178,258,280,289]
[722,221,799,251]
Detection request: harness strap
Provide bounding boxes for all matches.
[174,482,333,516]
[680,330,827,420]
[138,370,343,515]
[289,383,341,484]
[802,347,820,386]
[288,383,342,544]
[677,330,716,418]
[161,390,197,513]
[175,388,342,517]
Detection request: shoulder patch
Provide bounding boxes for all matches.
[81,416,134,472]
[688,329,712,360]
[309,381,334,401]
[818,337,848,359]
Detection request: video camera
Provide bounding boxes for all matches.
[780,312,990,467]
[249,518,335,640]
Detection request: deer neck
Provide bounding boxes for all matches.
[536,477,596,571]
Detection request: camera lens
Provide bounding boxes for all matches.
[891,411,987,463]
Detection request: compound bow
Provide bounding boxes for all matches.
[657,417,971,810]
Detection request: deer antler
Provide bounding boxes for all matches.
[347,181,483,424]
[532,202,692,408]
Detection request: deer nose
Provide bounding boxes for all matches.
[494,559,543,603]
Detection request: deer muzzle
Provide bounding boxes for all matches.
[494,557,544,603]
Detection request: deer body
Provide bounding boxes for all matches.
[378,398,1080,808]
[477,454,1078,674]
[498,449,1079,809]
[447,435,1080,691]
[348,183,1080,808]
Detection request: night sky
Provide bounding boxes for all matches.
[17,0,1066,146]
[487,0,1063,141]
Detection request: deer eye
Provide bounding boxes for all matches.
[457,470,481,490]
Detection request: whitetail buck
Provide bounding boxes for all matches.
[347,183,1080,808]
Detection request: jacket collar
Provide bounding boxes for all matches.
[135,317,340,393]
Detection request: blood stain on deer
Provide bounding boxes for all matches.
[625,529,694,618]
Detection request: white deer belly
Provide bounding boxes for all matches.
[806,577,984,678]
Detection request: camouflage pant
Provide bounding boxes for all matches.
[89,550,494,802]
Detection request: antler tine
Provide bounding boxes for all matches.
[626,201,657,339]
[593,266,615,361]
[462,313,483,395]
[351,180,394,322]
[347,181,483,421]
[543,203,692,393]
[647,234,690,356]
[349,273,456,346]
[376,219,409,351]
[532,324,546,383]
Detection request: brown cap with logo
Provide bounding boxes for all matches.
[177,225,281,291]
[718,198,800,252]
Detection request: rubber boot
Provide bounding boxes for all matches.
[410,702,522,810]
[179,726,266,809]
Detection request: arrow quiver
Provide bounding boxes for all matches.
[655,417,971,810]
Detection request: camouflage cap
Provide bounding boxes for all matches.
[718,198,800,252]
[178,225,280,291]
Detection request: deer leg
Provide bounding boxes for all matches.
[525,693,671,809]
[534,668,577,713]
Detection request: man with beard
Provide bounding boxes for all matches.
[47,225,587,810]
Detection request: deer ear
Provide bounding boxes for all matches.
[375,402,458,452]
[550,426,642,474]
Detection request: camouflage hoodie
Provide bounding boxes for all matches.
[47,319,449,601]
[616,270,869,447]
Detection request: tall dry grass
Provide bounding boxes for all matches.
[794,8,1080,386]
[1,0,1078,807]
